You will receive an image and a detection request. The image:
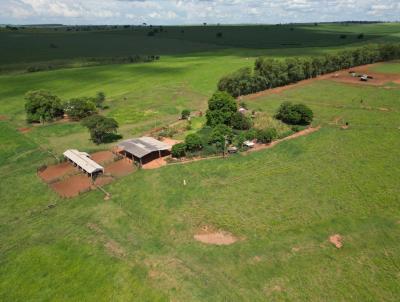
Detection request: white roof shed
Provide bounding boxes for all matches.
[63,149,104,175]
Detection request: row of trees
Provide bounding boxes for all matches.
[25,90,106,123]
[24,90,119,144]
[218,43,400,97]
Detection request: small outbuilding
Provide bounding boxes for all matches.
[117,137,171,166]
[63,149,104,177]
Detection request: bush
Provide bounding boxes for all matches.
[171,143,186,158]
[275,102,313,125]
[185,134,203,151]
[206,91,237,127]
[181,109,191,120]
[231,112,253,130]
[256,128,277,143]
[25,90,64,123]
[95,92,106,108]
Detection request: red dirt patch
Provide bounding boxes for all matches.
[50,174,92,198]
[194,226,238,246]
[142,157,167,170]
[38,162,76,183]
[104,159,135,177]
[18,127,32,133]
[0,115,8,121]
[160,137,182,147]
[94,175,114,187]
[90,151,116,165]
[329,234,343,249]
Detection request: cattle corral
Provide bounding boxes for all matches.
[39,151,136,198]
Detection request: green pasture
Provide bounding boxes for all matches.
[1,75,400,300]
[1,23,400,301]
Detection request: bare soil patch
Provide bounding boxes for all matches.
[194,226,238,246]
[94,175,114,187]
[18,127,32,133]
[105,159,135,177]
[91,151,116,165]
[160,137,182,147]
[329,234,343,249]
[0,115,8,121]
[50,174,92,198]
[142,157,167,170]
[38,162,76,183]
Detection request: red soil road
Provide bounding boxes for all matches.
[50,174,92,198]
[245,126,321,154]
[38,162,76,183]
[105,159,135,178]
[90,151,115,165]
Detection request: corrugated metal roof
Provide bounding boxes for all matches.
[63,149,104,174]
[118,137,171,158]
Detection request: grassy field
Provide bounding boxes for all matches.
[1,24,400,301]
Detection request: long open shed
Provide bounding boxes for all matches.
[63,149,104,177]
[117,137,171,166]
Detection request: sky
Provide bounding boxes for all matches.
[0,0,399,25]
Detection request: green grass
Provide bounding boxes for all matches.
[370,61,400,73]
[1,24,400,301]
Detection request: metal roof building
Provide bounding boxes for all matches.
[117,137,171,165]
[63,149,104,175]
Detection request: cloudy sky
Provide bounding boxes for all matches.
[1,0,399,25]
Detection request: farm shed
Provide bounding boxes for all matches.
[63,149,104,177]
[117,137,171,166]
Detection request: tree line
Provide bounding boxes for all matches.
[218,43,400,97]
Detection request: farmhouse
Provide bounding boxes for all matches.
[117,137,171,166]
[63,149,104,177]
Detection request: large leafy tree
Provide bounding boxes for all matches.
[185,134,203,152]
[81,115,119,144]
[25,90,64,123]
[206,91,237,127]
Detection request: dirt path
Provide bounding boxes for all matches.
[242,63,400,100]
[245,126,321,154]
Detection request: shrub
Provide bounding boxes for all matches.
[95,92,106,108]
[231,112,253,130]
[275,102,313,125]
[256,128,277,143]
[185,134,203,151]
[171,143,186,158]
[206,91,237,127]
[25,90,64,123]
[181,109,191,120]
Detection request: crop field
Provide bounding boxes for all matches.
[1,23,400,301]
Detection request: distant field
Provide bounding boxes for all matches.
[1,23,400,70]
[0,23,400,301]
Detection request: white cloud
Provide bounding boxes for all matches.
[0,0,399,24]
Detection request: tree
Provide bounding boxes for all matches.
[64,98,97,121]
[25,90,64,123]
[206,91,237,127]
[171,143,186,158]
[95,91,106,108]
[231,112,252,130]
[256,128,277,143]
[208,124,233,148]
[181,109,191,120]
[81,115,119,144]
[185,134,203,152]
[275,102,313,125]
